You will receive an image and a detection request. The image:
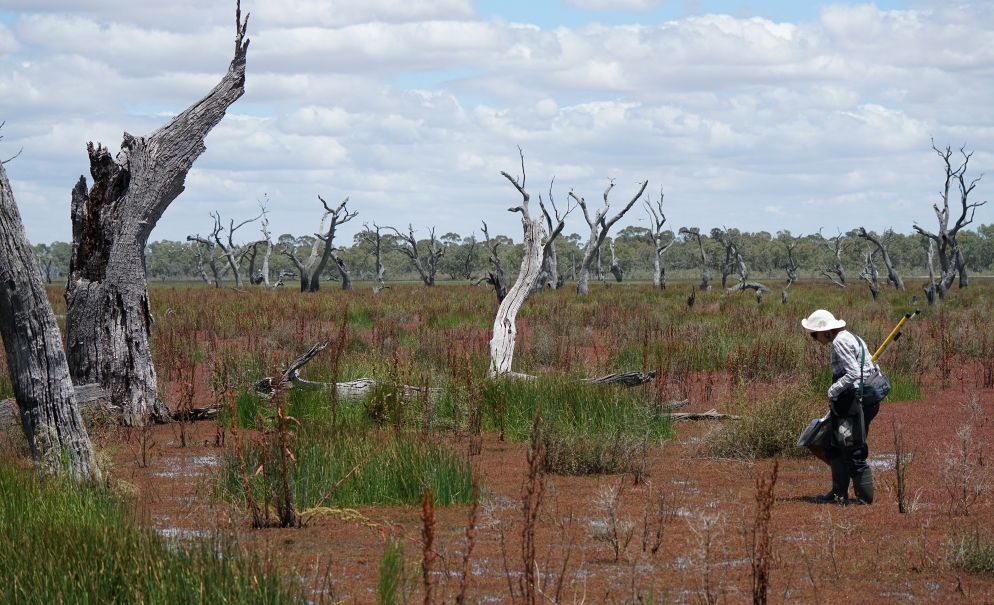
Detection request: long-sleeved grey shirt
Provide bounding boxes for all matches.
[827,330,879,400]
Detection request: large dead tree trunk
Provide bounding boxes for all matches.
[490,152,546,377]
[311,195,356,292]
[0,158,100,481]
[857,227,904,290]
[913,142,987,298]
[923,239,939,306]
[679,227,712,291]
[360,223,387,284]
[569,179,647,295]
[645,189,675,290]
[65,4,249,426]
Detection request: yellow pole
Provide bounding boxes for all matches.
[871,309,920,363]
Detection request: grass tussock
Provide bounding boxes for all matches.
[224,421,475,508]
[0,457,309,605]
[951,531,994,575]
[704,387,820,459]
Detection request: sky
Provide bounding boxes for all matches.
[1,0,992,246]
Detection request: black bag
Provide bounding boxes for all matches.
[830,341,867,451]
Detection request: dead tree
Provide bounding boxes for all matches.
[212,211,260,288]
[389,225,445,286]
[568,179,648,295]
[645,188,675,289]
[491,152,546,377]
[858,249,881,300]
[608,241,624,282]
[478,221,507,302]
[249,205,291,289]
[281,233,322,292]
[719,228,770,294]
[187,235,226,287]
[462,233,479,280]
[923,239,939,305]
[311,195,356,291]
[360,222,387,284]
[857,227,904,290]
[679,227,712,291]
[913,142,987,297]
[0,155,100,481]
[65,3,249,425]
[781,236,800,304]
[817,229,848,288]
[539,178,572,289]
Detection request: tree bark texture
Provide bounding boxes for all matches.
[65,6,249,426]
[0,161,101,481]
[490,162,546,377]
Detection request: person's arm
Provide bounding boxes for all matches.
[827,335,862,400]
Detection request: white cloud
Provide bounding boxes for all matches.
[0,2,993,244]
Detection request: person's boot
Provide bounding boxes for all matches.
[853,467,874,504]
[815,457,850,503]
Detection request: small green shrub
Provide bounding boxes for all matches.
[704,387,819,459]
[951,531,994,575]
[377,537,405,605]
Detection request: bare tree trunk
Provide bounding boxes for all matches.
[858,250,880,300]
[924,239,938,305]
[389,224,442,286]
[570,180,647,295]
[857,227,904,290]
[608,241,624,282]
[913,142,987,297]
[540,180,571,290]
[361,223,387,284]
[310,195,356,292]
[0,159,100,481]
[645,189,674,290]
[480,221,507,302]
[188,237,224,287]
[817,229,847,287]
[782,235,799,305]
[66,5,249,426]
[491,154,545,377]
[679,227,712,291]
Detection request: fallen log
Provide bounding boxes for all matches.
[726,282,771,294]
[581,371,656,387]
[1,384,114,433]
[671,409,740,422]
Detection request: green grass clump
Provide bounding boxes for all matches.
[0,457,309,604]
[483,377,671,476]
[704,387,820,459]
[952,531,994,575]
[225,421,475,508]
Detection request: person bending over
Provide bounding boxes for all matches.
[802,309,891,504]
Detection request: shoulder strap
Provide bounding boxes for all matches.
[858,339,865,399]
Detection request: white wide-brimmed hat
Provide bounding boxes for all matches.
[801,309,846,332]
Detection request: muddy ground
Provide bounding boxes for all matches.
[105,377,994,605]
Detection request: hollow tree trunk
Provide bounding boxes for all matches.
[65,7,249,426]
[0,162,100,481]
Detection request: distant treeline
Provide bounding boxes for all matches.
[33,225,994,285]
